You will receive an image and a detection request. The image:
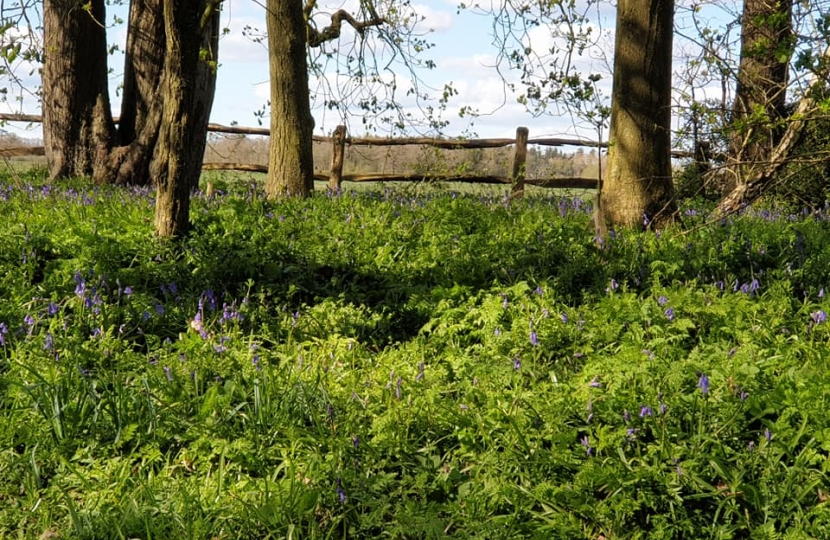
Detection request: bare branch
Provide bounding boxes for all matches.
[307,9,387,48]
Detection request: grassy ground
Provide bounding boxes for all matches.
[1,171,829,538]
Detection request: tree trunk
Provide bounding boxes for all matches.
[42,0,116,180]
[728,0,792,181]
[601,0,676,229]
[152,0,216,237]
[265,0,315,198]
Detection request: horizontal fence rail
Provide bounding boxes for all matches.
[1,113,705,195]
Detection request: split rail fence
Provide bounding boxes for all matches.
[1,113,702,196]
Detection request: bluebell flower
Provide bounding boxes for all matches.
[657,295,668,306]
[164,366,173,381]
[589,376,601,388]
[639,405,652,417]
[623,409,631,423]
[560,312,569,324]
[47,302,59,316]
[580,435,592,456]
[252,355,261,371]
[530,331,539,346]
[811,310,827,324]
[0,322,6,346]
[664,307,675,321]
[396,377,402,400]
[336,478,347,504]
[765,428,772,442]
[697,373,710,395]
[24,313,35,333]
[415,362,425,382]
[43,333,54,351]
[123,286,133,296]
[534,286,544,296]
[513,357,521,370]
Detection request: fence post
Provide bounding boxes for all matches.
[329,125,347,191]
[511,126,529,198]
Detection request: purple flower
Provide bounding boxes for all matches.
[764,428,773,442]
[740,389,749,401]
[252,355,261,371]
[580,435,592,456]
[43,333,54,351]
[396,376,402,400]
[664,307,675,321]
[623,409,631,423]
[23,313,35,333]
[154,303,164,315]
[352,435,360,450]
[164,365,173,381]
[534,286,544,296]
[415,362,425,382]
[642,349,655,360]
[811,310,827,325]
[123,286,133,296]
[0,322,6,346]
[47,302,59,316]
[336,478,347,504]
[659,401,668,415]
[589,376,601,388]
[748,441,755,452]
[513,357,521,371]
[560,312,569,324]
[639,405,652,418]
[494,327,501,336]
[607,279,619,293]
[530,331,539,346]
[657,295,668,306]
[697,373,710,395]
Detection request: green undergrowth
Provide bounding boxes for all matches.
[1,175,830,538]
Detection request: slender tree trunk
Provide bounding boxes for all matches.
[152,0,216,237]
[601,0,676,229]
[42,0,116,180]
[265,0,315,198]
[728,0,792,181]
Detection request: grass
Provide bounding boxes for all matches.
[1,169,830,538]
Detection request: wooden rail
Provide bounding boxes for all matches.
[1,113,705,194]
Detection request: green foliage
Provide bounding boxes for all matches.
[1,175,830,538]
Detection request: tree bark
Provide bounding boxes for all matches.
[728,0,792,182]
[601,0,677,229]
[152,0,217,238]
[42,0,116,180]
[265,0,315,198]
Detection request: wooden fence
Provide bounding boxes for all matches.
[1,113,702,195]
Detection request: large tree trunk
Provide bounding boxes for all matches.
[265,0,315,198]
[152,0,217,237]
[601,0,676,229]
[42,0,116,180]
[727,0,792,183]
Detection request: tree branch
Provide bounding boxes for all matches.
[306,9,387,47]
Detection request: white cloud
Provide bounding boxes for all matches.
[412,4,455,33]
